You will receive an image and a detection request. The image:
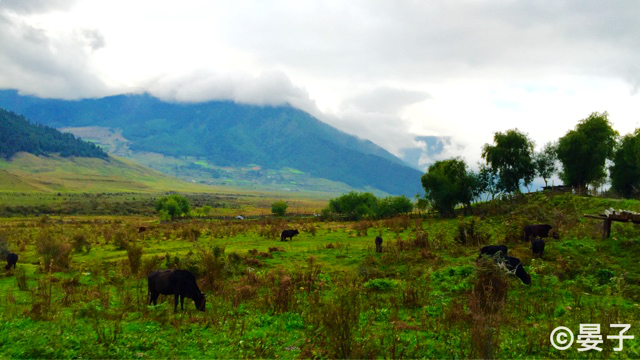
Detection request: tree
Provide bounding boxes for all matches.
[271,201,288,217]
[610,129,640,198]
[155,194,191,220]
[534,142,558,187]
[477,163,500,201]
[481,129,535,193]
[421,158,477,217]
[376,195,414,218]
[556,112,618,194]
[325,192,379,220]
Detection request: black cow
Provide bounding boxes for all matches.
[375,236,383,253]
[281,229,299,242]
[479,245,508,258]
[148,269,206,312]
[523,224,558,242]
[138,226,147,233]
[499,256,531,285]
[531,238,545,258]
[5,252,17,270]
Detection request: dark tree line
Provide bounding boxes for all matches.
[0,108,108,159]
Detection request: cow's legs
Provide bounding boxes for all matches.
[174,294,180,312]
[149,292,160,305]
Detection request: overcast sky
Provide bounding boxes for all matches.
[1,0,639,170]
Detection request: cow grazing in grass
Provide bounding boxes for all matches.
[281,229,299,242]
[500,256,531,285]
[148,269,206,312]
[531,238,545,258]
[523,224,558,241]
[375,236,383,253]
[479,245,508,258]
[5,252,17,270]
[138,226,147,233]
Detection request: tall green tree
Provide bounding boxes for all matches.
[421,158,477,217]
[482,129,535,193]
[556,112,618,194]
[610,129,640,198]
[534,142,558,187]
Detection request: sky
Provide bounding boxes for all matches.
[1,0,639,171]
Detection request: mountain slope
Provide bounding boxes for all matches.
[0,90,424,196]
[0,108,107,159]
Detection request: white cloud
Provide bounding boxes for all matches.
[1,0,640,170]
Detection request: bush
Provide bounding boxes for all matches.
[155,195,191,220]
[35,232,72,272]
[271,201,288,217]
[363,278,397,292]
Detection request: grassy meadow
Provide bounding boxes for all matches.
[0,192,640,358]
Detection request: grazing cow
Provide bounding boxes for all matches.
[280,229,299,242]
[479,245,508,258]
[5,252,17,270]
[138,226,147,233]
[148,269,206,312]
[523,224,558,242]
[499,256,531,285]
[531,238,545,258]
[375,236,383,253]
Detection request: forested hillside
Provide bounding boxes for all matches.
[0,90,424,196]
[0,108,107,159]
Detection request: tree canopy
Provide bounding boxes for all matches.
[155,195,191,221]
[420,158,477,217]
[556,112,618,193]
[323,191,413,220]
[481,129,535,193]
[534,142,558,187]
[610,129,640,198]
[271,201,288,217]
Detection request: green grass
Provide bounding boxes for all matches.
[1,193,640,358]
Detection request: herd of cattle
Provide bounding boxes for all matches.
[3,225,557,312]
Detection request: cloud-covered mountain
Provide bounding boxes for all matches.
[0,90,425,196]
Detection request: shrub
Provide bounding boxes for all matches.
[364,278,397,292]
[35,232,72,272]
[126,243,143,277]
[271,201,288,217]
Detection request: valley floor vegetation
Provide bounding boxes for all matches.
[0,192,639,358]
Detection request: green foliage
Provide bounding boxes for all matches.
[556,111,618,193]
[421,158,477,217]
[324,192,413,220]
[610,129,640,198]
[271,201,288,217]
[481,129,535,193]
[534,142,558,187]
[0,108,107,159]
[363,278,398,292]
[155,194,191,220]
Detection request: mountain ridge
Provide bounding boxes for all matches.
[0,90,425,196]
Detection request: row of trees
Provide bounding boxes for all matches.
[422,111,637,216]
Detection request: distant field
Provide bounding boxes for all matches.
[0,153,332,216]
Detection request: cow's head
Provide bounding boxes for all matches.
[294,230,299,235]
[195,293,206,312]
[552,230,559,239]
